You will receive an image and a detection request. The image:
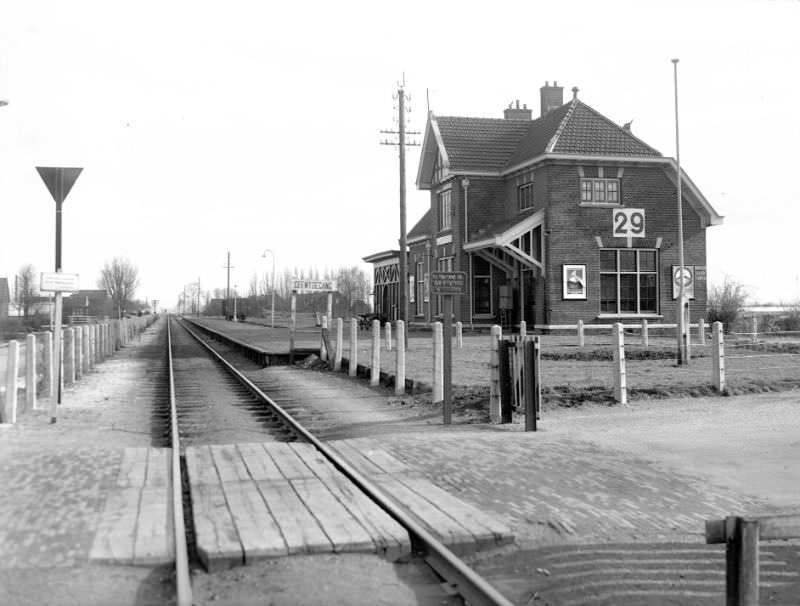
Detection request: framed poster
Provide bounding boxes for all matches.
[563,264,587,300]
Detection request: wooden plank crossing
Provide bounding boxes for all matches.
[90,447,174,565]
[185,441,514,571]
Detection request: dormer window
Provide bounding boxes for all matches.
[581,178,619,204]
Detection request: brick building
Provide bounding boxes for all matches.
[365,82,723,328]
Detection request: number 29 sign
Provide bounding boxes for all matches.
[612,208,645,240]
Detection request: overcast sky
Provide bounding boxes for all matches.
[1,0,798,309]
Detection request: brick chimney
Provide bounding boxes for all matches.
[540,81,564,116]
[503,99,532,120]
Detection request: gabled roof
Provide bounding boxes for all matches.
[417,97,663,188]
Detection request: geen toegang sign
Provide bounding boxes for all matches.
[40,272,80,292]
[431,271,467,295]
[291,279,337,293]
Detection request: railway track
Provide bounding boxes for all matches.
[163,315,513,606]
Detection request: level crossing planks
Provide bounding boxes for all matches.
[90,447,174,565]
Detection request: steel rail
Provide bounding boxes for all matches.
[178,318,514,606]
[167,317,193,606]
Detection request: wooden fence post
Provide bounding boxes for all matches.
[25,334,36,411]
[489,325,502,423]
[499,339,512,423]
[385,321,392,351]
[43,331,53,400]
[751,317,758,345]
[74,325,82,381]
[88,324,95,368]
[348,318,358,377]
[698,318,706,346]
[577,319,585,347]
[523,338,540,431]
[320,315,328,361]
[82,325,90,374]
[64,328,75,385]
[456,321,463,349]
[370,319,381,387]
[712,321,726,392]
[641,318,649,347]
[613,322,627,404]
[432,322,443,402]
[3,340,19,424]
[334,318,343,372]
[725,516,760,606]
[395,320,405,396]
[520,320,526,338]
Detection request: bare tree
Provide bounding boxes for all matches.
[97,257,141,319]
[15,263,39,321]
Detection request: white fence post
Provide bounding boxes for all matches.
[2,340,20,424]
[712,321,725,392]
[25,334,36,411]
[82,325,90,374]
[613,322,627,404]
[433,322,443,403]
[385,321,392,351]
[43,331,53,399]
[456,321,463,349]
[370,319,381,387]
[64,328,75,385]
[395,320,405,396]
[320,315,328,361]
[698,318,706,347]
[489,325,502,423]
[641,319,649,347]
[334,318,343,372]
[751,316,758,345]
[520,320,527,338]
[577,319,585,347]
[74,326,83,381]
[348,318,358,377]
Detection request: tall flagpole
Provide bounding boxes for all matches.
[672,58,688,365]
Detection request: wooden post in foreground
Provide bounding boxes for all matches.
[2,340,20,423]
[43,331,53,400]
[712,321,725,392]
[612,322,627,404]
[432,322,443,403]
[395,320,405,396]
[442,295,453,424]
[25,334,36,411]
[523,338,539,431]
[334,318,343,372]
[489,325,502,423]
[498,340,512,424]
[348,318,358,377]
[370,319,380,387]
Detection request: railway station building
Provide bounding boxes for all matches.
[364,82,723,329]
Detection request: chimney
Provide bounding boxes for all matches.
[503,99,532,120]
[540,81,564,116]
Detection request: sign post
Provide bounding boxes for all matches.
[36,167,83,423]
[431,271,466,424]
[290,279,337,363]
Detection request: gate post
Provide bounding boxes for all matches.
[613,323,627,404]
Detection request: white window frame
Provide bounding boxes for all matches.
[580,178,620,205]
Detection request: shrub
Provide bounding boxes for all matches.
[708,276,750,331]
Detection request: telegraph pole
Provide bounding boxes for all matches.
[672,59,689,365]
[381,74,419,345]
[223,252,234,320]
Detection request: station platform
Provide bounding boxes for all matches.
[185,440,513,571]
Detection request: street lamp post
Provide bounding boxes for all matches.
[262,249,276,329]
[672,58,689,365]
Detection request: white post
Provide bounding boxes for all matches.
[577,319,585,347]
[698,318,706,346]
[3,340,19,424]
[712,321,725,392]
[370,319,381,387]
[395,319,406,396]
[613,322,627,404]
[641,319,649,347]
[489,325,502,423]
[334,318,343,372]
[88,324,95,368]
[433,322,443,403]
[82,325,90,374]
[520,320,527,338]
[456,320,463,349]
[348,317,358,377]
[385,321,392,351]
[64,328,74,385]
[43,331,53,400]
[320,315,328,361]
[751,316,758,345]
[74,325,82,381]
[25,334,36,411]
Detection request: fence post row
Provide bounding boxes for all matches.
[395,320,405,396]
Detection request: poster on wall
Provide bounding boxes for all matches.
[563,264,587,300]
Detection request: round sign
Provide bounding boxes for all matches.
[673,266,693,287]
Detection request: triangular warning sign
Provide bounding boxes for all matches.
[36,167,83,204]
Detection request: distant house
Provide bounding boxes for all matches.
[365,81,723,328]
[64,290,112,320]
[0,278,9,319]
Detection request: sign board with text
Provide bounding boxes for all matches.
[431,271,467,295]
[291,279,337,294]
[40,272,80,293]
